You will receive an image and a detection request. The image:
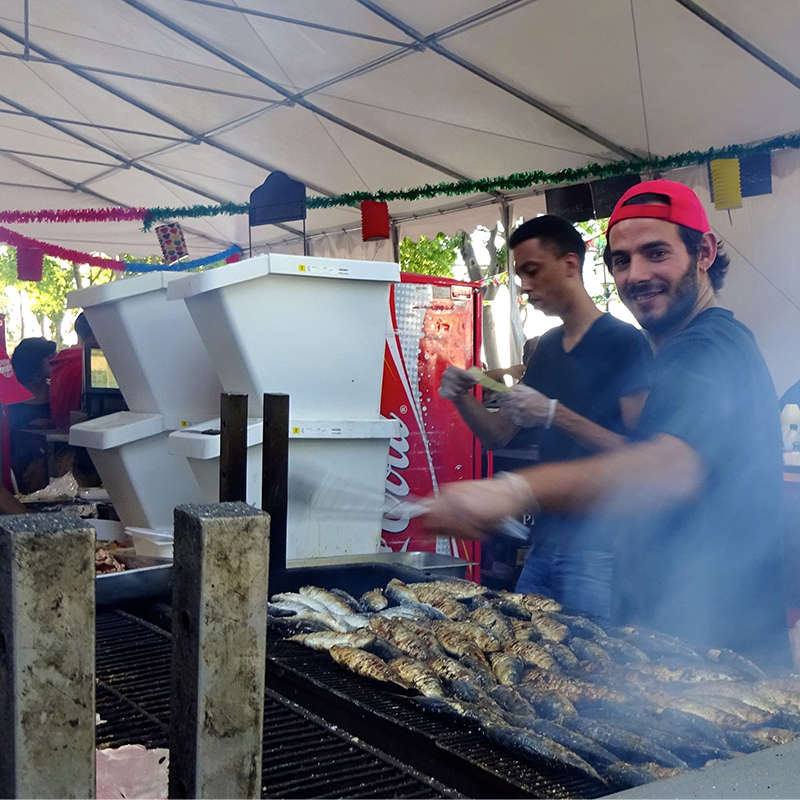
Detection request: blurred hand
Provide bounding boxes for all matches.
[422,473,536,540]
[501,383,554,427]
[439,366,478,401]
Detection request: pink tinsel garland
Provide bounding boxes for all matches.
[0,207,147,225]
[0,225,124,270]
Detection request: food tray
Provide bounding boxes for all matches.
[96,553,171,607]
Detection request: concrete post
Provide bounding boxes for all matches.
[0,513,96,799]
[169,502,270,800]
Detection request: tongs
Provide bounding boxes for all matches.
[292,470,530,542]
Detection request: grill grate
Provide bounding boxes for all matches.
[95,611,456,798]
[267,640,611,799]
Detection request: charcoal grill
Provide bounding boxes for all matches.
[95,609,457,798]
[266,640,609,800]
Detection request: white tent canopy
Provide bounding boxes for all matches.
[2,0,800,388]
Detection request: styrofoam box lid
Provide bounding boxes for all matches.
[68,271,184,309]
[166,253,400,301]
[69,411,165,449]
[169,417,401,460]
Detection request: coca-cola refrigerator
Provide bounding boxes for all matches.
[380,274,482,580]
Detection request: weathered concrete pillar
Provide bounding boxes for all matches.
[169,502,270,800]
[0,513,96,799]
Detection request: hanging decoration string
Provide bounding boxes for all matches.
[0,225,125,270]
[3,131,800,233]
[0,207,147,225]
[123,245,241,272]
[139,132,800,230]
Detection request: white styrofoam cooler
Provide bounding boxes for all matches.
[69,412,205,530]
[166,253,399,420]
[169,417,400,560]
[68,271,223,425]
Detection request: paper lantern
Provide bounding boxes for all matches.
[155,222,189,264]
[361,200,390,241]
[709,158,742,211]
[16,246,43,281]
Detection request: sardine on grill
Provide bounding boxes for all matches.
[529,612,569,642]
[549,612,607,640]
[489,685,534,716]
[385,578,421,605]
[434,620,502,652]
[368,617,435,661]
[528,719,619,769]
[359,588,389,613]
[388,657,445,698]
[517,685,578,720]
[469,606,515,644]
[481,721,604,784]
[562,717,687,769]
[604,761,658,788]
[427,655,474,685]
[593,635,650,664]
[408,579,489,600]
[299,586,357,616]
[569,637,612,664]
[288,630,375,651]
[504,640,558,671]
[490,652,526,686]
[407,584,469,620]
[707,648,767,681]
[329,645,413,690]
[271,591,330,613]
[539,640,579,668]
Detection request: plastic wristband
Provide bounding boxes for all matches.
[545,398,558,430]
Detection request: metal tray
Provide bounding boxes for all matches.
[96,553,171,607]
[286,551,476,578]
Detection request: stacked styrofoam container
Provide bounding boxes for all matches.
[166,253,400,560]
[67,272,224,532]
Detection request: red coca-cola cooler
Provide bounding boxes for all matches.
[380,274,482,580]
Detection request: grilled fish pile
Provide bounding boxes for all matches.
[269,579,800,791]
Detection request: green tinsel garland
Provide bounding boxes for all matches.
[141,132,800,231]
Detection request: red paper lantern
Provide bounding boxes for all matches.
[361,200,390,241]
[16,246,43,281]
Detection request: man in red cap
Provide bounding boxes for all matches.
[425,179,789,664]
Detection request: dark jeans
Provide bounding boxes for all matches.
[516,550,614,621]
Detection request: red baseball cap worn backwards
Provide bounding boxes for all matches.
[0,347,33,404]
[607,179,711,235]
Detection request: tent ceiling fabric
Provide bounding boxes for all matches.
[0,0,799,255]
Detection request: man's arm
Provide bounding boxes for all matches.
[550,388,649,453]
[452,392,519,450]
[423,433,705,540]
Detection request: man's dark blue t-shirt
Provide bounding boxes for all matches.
[615,307,788,663]
[498,313,653,554]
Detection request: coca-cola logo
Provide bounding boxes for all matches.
[383,412,412,533]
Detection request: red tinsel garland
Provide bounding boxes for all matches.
[0,207,147,225]
[0,225,124,270]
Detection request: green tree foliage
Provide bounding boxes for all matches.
[399,233,458,278]
[0,247,117,347]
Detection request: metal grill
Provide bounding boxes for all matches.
[267,640,611,800]
[95,611,456,798]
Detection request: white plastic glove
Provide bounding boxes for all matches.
[501,383,558,428]
[422,472,538,541]
[439,366,478,401]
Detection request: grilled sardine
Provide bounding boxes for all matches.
[505,640,558,670]
[329,645,413,690]
[388,657,445,698]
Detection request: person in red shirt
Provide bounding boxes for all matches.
[49,312,98,430]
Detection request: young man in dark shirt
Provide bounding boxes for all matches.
[428,180,788,665]
[439,215,652,619]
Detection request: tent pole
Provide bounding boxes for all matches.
[23,0,29,60]
[390,219,400,264]
[502,200,521,364]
